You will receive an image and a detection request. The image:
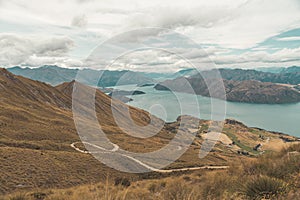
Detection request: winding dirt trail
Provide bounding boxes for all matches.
[70,142,229,173]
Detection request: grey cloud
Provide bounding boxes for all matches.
[124,6,234,30]
[0,34,74,66]
[35,37,74,56]
[111,28,165,44]
[71,14,88,28]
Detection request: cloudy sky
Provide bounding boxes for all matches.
[1,0,300,72]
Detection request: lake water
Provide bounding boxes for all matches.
[112,85,300,137]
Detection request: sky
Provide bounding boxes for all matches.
[0,0,300,72]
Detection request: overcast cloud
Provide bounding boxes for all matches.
[0,0,300,71]
[0,34,76,66]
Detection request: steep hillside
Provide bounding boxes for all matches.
[0,69,203,194]
[0,68,298,196]
[0,69,146,194]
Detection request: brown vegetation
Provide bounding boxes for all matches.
[1,143,299,200]
[0,68,299,199]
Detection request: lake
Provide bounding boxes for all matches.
[112,85,300,137]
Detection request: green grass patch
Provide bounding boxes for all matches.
[223,131,259,154]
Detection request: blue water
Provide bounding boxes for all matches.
[112,85,300,137]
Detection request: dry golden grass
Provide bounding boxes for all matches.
[1,69,299,199]
[1,143,299,200]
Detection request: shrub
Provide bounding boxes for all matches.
[249,152,300,180]
[114,177,131,187]
[148,183,157,193]
[243,176,289,199]
[31,192,46,200]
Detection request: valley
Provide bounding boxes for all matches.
[0,68,299,199]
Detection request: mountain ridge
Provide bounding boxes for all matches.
[155,68,300,104]
[7,65,154,87]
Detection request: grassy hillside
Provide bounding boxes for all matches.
[0,68,299,198]
[2,143,299,200]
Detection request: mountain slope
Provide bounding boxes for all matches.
[1,68,298,195]
[0,69,130,194]
[0,69,190,194]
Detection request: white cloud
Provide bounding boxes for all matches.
[24,55,83,68]
[110,0,300,49]
[0,34,75,66]
[94,46,223,72]
[209,47,300,66]
[0,0,300,70]
[1,0,299,49]
[122,6,234,30]
[276,36,300,41]
[190,0,300,49]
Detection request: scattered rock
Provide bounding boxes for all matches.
[253,143,262,151]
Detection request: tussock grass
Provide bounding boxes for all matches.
[243,176,288,199]
[1,70,299,199]
[3,144,298,200]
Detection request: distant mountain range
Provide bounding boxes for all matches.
[9,65,300,86]
[144,66,300,84]
[7,65,200,86]
[8,65,154,87]
[201,67,300,85]
[6,65,300,104]
[155,77,300,104]
[137,68,198,80]
[155,67,300,104]
[255,66,300,73]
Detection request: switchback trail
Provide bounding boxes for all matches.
[70,142,229,173]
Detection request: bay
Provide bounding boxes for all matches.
[112,85,300,137]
